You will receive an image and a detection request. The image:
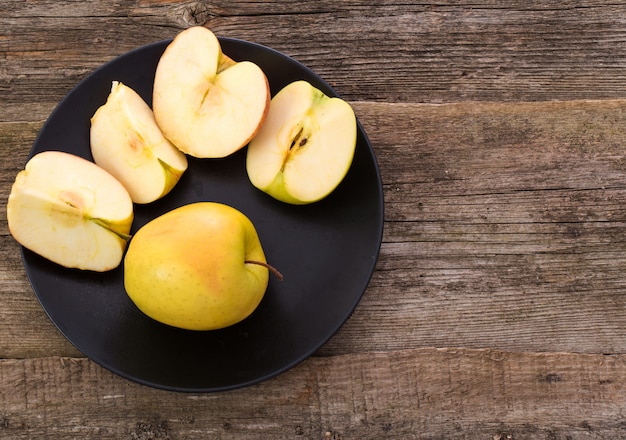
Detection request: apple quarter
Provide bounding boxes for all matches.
[152,26,270,158]
[90,81,188,204]
[246,80,357,204]
[6,151,134,272]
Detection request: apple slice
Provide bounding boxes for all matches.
[246,80,357,204]
[7,151,134,271]
[90,81,188,204]
[152,26,270,158]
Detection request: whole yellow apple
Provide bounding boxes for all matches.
[123,202,271,331]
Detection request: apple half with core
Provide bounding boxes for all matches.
[246,80,357,204]
[6,151,134,271]
[153,26,270,158]
[124,202,277,331]
[90,81,188,204]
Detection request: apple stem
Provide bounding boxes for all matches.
[245,260,284,281]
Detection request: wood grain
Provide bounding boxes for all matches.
[1,348,624,439]
[319,100,626,356]
[2,100,626,358]
[3,1,626,438]
[5,1,626,122]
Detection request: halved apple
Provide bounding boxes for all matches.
[6,151,134,271]
[246,80,357,204]
[90,81,188,204]
[153,26,270,158]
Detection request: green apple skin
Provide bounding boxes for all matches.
[6,151,134,271]
[123,202,270,331]
[246,80,357,205]
[256,172,303,205]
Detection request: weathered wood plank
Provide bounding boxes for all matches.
[324,99,626,355]
[0,121,85,358]
[2,99,626,359]
[4,1,626,121]
[0,235,82,359]
[1,348,624,439]
[4,1,626,438]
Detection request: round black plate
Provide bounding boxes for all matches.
[23,37,383,392]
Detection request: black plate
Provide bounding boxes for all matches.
[23,37,384,392]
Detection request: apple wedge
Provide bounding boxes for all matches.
[246,80,357,204]
[153,26,270,158]
[6,151,134,271]
[90,81,188,204]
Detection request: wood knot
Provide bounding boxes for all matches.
[543,373,562,384]
[179,1,216,27]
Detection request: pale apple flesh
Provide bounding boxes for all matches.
[153,26,270,158]
[246,80,357,204]
[90,81,188,204]
[124,202,270,331]
[7,151,134,271]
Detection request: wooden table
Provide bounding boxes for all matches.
[2,1,625,438]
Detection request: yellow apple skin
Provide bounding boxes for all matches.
[7,151,134,271]
[153,26,270,158]
[246,80,357,205]
[90,81,188,204]
[123,202,270,331]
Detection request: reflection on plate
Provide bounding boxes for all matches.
[23,37,384,392]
